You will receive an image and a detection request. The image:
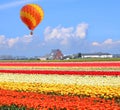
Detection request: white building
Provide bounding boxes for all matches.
[81,52,113,58]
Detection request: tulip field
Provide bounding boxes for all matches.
[0,61,120,110]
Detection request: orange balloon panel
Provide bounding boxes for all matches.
[20,4,44,31]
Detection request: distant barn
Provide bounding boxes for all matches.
[48,49,63,60]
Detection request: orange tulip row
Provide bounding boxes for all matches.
[0,89,119,110]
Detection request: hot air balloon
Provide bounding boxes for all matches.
[20,4,44,35]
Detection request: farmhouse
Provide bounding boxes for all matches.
[81,52,113,58]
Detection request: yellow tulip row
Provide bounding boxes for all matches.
[0,66,120,71]
[0,82,119,98]
[0,73,120,98]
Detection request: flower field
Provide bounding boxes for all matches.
[0,61,120,109]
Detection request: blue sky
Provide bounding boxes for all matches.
[0,0,120,57]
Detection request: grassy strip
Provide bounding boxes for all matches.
[0,58,120,62]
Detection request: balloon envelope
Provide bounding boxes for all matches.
[20,4,44,34]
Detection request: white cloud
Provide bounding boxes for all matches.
[91,39,120,54]
[103,38,113,44]
[44,26,74,40]
[92,38,120,47]
[92,42,100,46]
[0,35,6,45]
[0,35,33,48]
[44,23,88,45]
[7,37,19,48]
[91,38,120,54]
[21,35,33,43]
[75,23,88,39]
[0,0,39,10]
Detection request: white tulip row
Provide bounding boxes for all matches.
[0,73,119,86]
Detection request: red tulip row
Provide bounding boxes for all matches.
[0,89,119,110]
[0,61,120,67]
[0,69,120,75]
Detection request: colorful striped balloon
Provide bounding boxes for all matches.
[20,4,44,35]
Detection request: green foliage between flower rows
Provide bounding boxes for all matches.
[0,57,120,62]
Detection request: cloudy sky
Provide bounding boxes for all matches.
[0,0,120,57]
